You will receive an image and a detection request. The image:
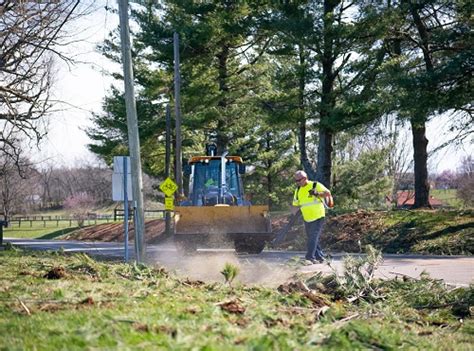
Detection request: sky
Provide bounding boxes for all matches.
[32,2,472,173]
[32,1,117,167]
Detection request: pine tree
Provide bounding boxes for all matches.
[376,0,472,208]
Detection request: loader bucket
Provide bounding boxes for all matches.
[173,205,272,254]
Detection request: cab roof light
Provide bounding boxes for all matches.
[189,156,243,164]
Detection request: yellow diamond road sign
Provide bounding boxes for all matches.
[160,177,178,197]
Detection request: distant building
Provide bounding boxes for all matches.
[25,194,42,204]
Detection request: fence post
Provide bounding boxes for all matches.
[0,222,4,246]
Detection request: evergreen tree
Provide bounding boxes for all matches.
[377,0,472,208]
[88,1,298,206]
[134,0,274,154]
[86,0,471,209]
[266,1,390,188]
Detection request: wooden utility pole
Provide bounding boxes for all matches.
[117,0,146,262]
[173,32,183,197]
[165,105,171,235]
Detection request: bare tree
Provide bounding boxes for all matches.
[457,156,473,207]
[36,162,113,210]
[38,163,55,208]
[35,161,161,211]
[386,121,413,208]
[0,0,89,169]
[0,150,37,220]
[64,192,96,227]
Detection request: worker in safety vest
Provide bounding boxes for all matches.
[291,170,332,264]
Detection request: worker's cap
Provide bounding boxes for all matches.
[294,170,307,181]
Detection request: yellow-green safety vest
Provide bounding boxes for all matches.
[292,181,329,222]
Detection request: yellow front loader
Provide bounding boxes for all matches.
[173,149,272,254]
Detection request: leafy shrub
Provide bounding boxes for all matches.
[332,148,393,209]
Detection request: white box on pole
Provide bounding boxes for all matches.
[112,156,133,201]
[112,173,133,201]
[113,156,132,174]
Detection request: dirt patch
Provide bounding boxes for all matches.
[218,299,246,314]
[62,219,166,244]
[80,296,95,305]
[270,210,386,252]
[323,210,386,252]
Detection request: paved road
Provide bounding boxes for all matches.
[4,238,474,287]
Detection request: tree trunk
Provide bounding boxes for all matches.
[315,0,337,188]
[296,45,317,179]
[265,132,273,208]
[216,44,230,155]
[299,121,316,180]
[408,1,433,208]
[316,128,333,187]
[411,119,431,208]
[216,120,229,155]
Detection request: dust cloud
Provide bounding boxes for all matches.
[148,249,299,287]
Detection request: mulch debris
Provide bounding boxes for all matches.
[218,299,246,314]
[44,266,66,279]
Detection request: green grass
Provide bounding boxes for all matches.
[371,209,474,255]
[4,219,115,239]
[279,209,474,256]
[0,248,472,350]
[431,189,463,208]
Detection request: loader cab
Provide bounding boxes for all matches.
[185,156,250,206]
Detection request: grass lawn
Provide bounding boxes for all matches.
[431,189,463,208]
[276,209,474,256]
[372,209,474,255]
[0,248,472,350]
[4,219,116,239]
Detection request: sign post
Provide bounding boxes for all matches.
[113,156,133,262]
[122,157,129,262]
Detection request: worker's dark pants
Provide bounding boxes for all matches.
[304,217,325,261]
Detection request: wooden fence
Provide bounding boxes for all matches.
[8,215,113,228]
[7,210,166,228]
[113,209,165,221]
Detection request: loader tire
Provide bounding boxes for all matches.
[234,238,266,254]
